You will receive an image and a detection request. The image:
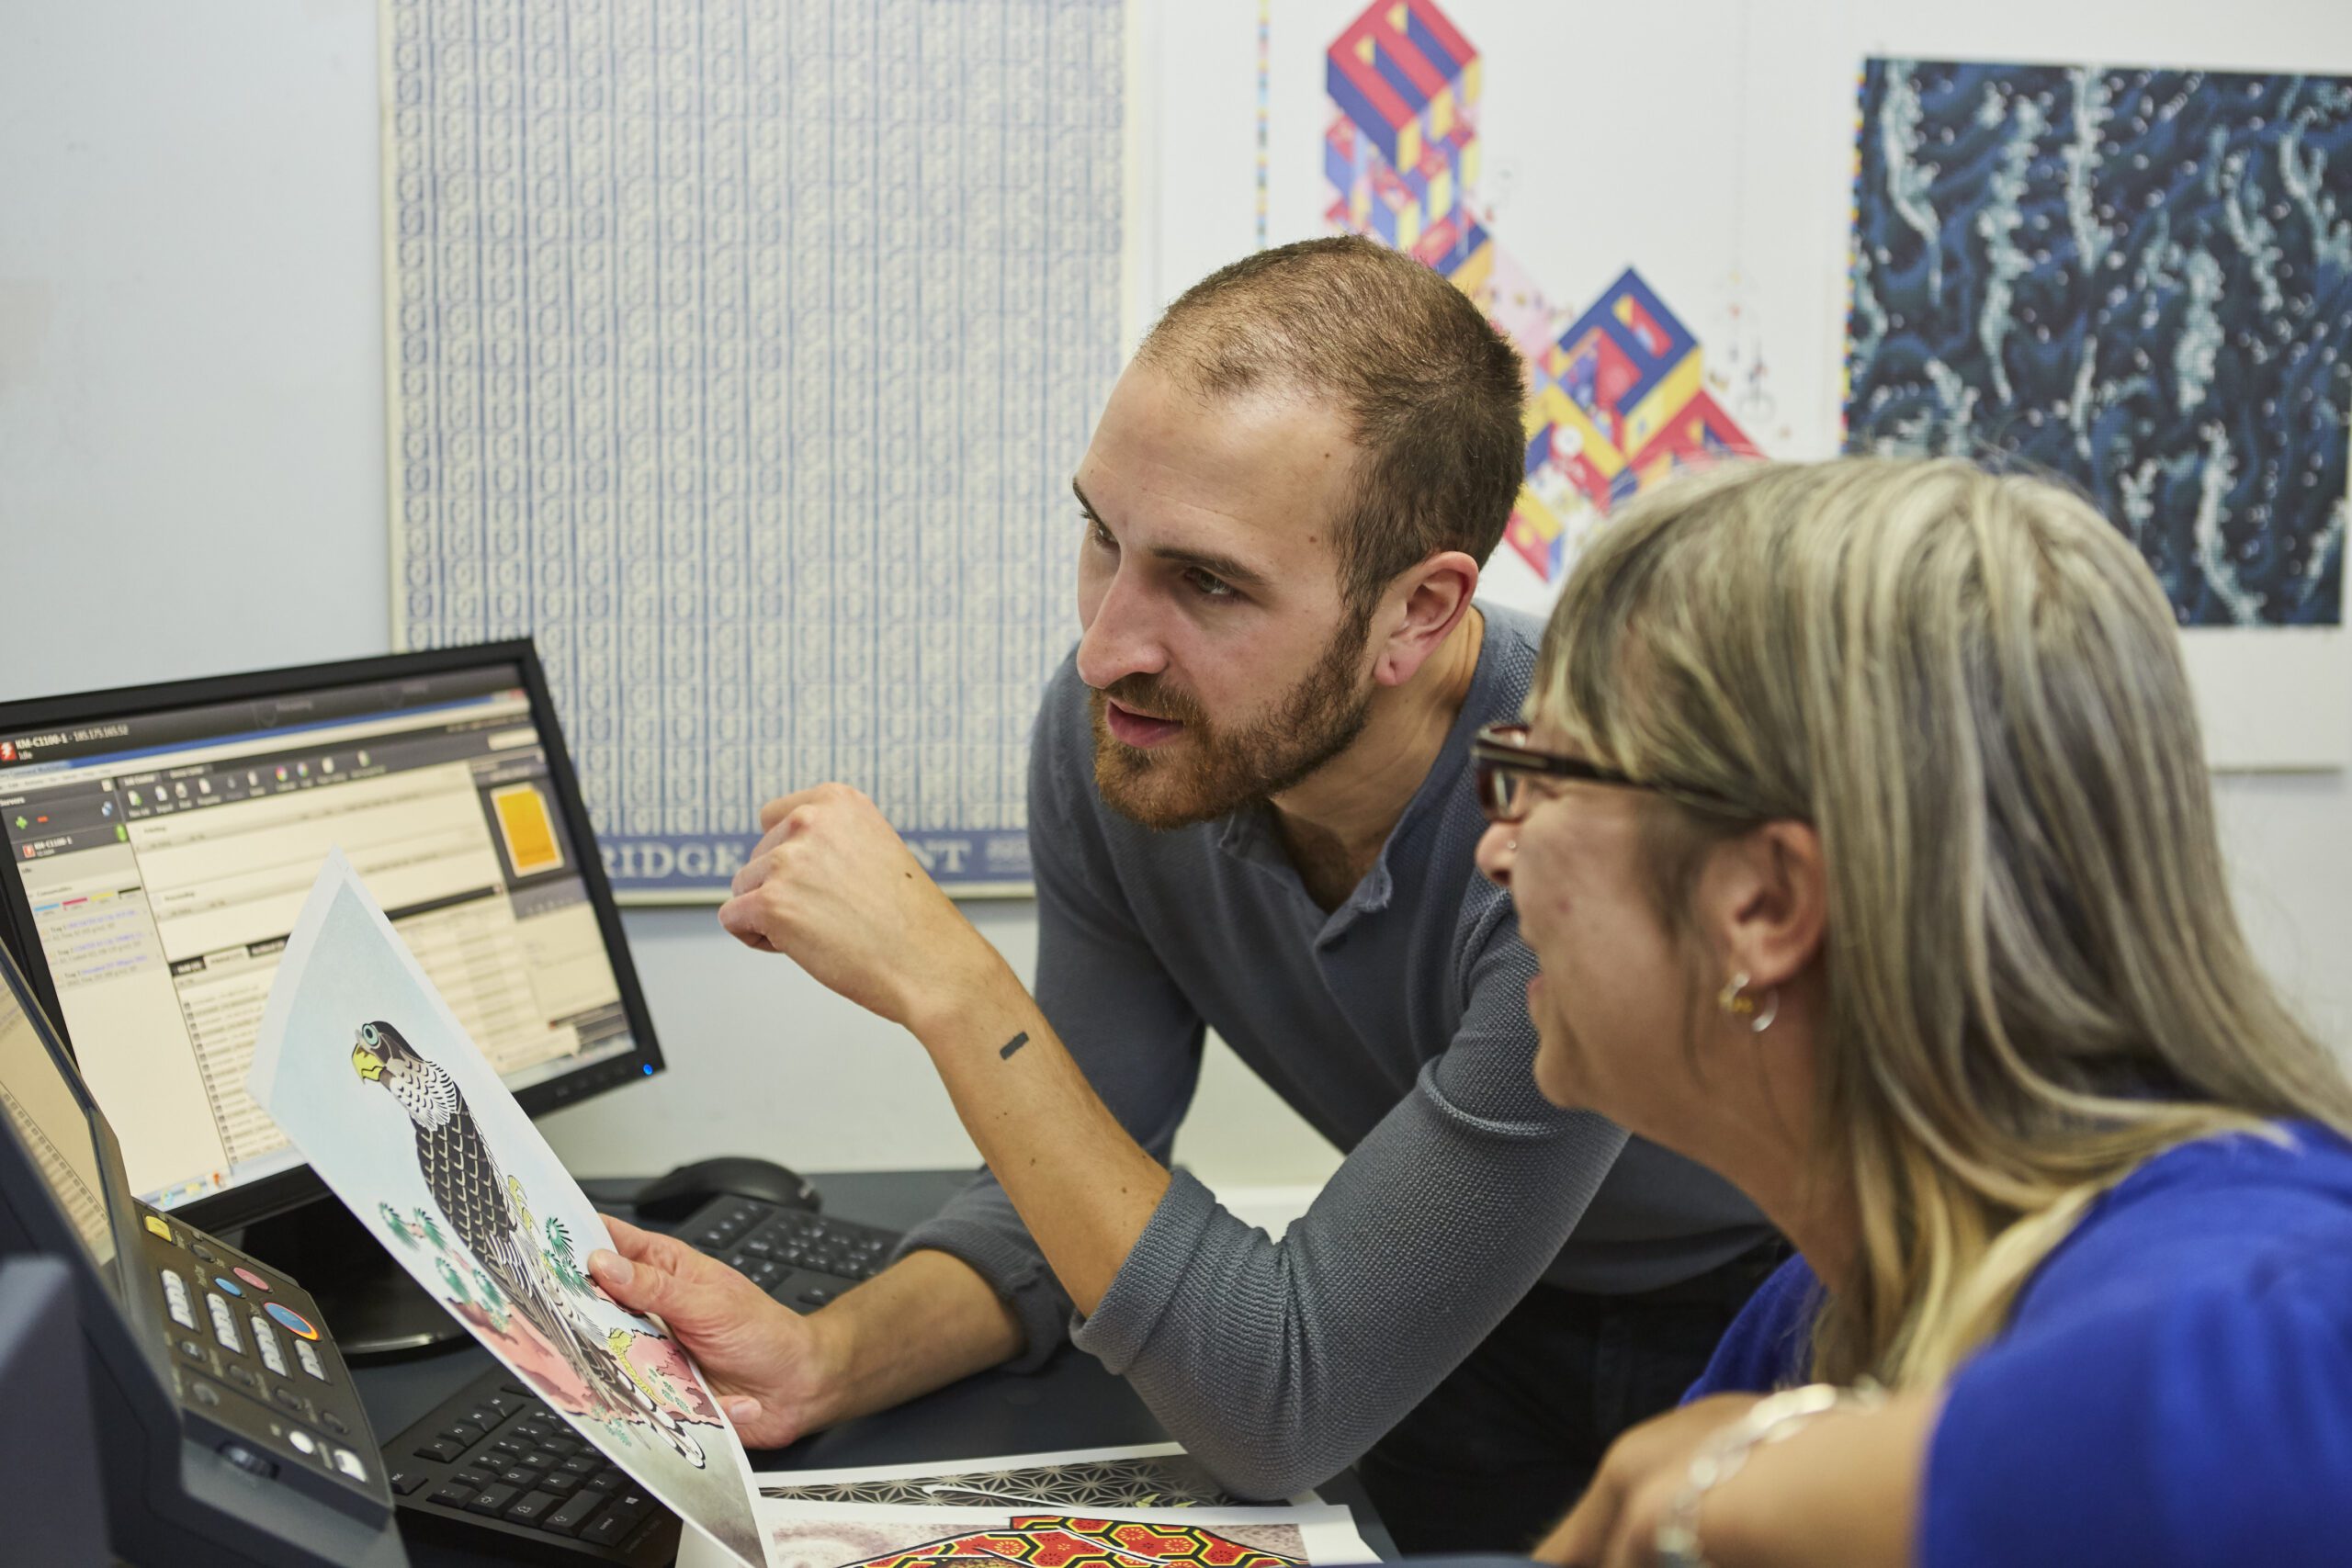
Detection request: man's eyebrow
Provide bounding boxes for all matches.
[1070,479,1272,592]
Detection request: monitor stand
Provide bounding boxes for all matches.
[234,1196,465,1359]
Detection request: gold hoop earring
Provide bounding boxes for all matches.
[1717,972,1779,1034]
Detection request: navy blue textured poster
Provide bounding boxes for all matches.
[1845,62,2352,628]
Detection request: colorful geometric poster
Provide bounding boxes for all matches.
[382,0,1127,898]
[1846,62,2352,630]
[1317,0,1762,591]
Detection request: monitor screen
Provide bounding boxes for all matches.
[0,645,662,1227]
[0,945,119,1286]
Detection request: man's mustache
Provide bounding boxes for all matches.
[1096,674,1205,728]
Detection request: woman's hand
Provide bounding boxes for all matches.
[1536,1388,1939,1568]
[1535,1394,1765,1567]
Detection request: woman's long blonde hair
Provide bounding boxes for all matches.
[1532,457,2352,1387]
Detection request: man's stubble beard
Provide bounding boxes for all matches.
[1089,609,1375,831]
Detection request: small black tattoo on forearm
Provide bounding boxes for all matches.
[998,1031,1031,1061]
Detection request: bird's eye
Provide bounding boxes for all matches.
[361,1024,379,1044]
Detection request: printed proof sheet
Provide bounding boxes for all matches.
[248,850,764,1566]
[382,0,1127,897]
[679,1501,1374,1568]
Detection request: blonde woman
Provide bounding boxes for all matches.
[1469,457,2352,1567]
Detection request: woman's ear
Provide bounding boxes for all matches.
[1698,820,1827,992]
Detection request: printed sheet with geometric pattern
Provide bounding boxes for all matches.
[679,1490,1373,1568]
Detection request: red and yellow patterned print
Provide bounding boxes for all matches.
[846,1516,1304,1568]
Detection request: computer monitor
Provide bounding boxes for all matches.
[0,641,664,1250]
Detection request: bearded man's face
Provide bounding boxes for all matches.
[1069,364,1382,829]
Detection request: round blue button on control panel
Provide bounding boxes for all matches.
[264,1302,319,1341]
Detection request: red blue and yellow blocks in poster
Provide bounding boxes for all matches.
[1326,0,1481,175]
[1322,0,1759,583]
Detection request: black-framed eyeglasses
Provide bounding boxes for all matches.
[1470,723,1748,823]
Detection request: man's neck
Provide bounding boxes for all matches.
[1269,606,1486,902]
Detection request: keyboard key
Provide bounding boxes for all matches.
[467,1404,507,1429]
[452,1468,493,1489]
[389,1469,431,1496]
[442,1421,484,1448]
[465,1483,518,1517]
[544,1489,606,1536]
[524,1449,561,1470]
[430,1482,478,1509]
[159,1269,197,1329]
[250,1318,288,1376]
[543,1434,581,1456]
[539,1471,582,1495]
[582,1471,623,1493]
[797,1286,835,1307]
[206,1294,244,1355]
[559,1453,601,1475]
[294,1337,329,1382]
[413,1438,465,1463]
[500,1467,537,1489]
[503,1489,561,1526]
[578,1511,634,1547]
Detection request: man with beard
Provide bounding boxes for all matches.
[585,238,1775,1551]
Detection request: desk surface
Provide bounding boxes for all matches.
[353,1170,1393,1565]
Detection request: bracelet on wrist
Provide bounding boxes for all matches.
[1653,1382,1886,1568]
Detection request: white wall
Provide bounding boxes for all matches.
[3,0,2348,1200]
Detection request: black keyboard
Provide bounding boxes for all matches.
[677,1198,900,1306]
[384,1197,902,1562]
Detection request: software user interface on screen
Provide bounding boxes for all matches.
[0,957,119,1278]
[0,664,639,1212]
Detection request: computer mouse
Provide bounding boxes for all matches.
[632,1155,820,1222]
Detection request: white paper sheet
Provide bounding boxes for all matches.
[246,848,766,1568]
[681,1499,1377,1568]
[751,1441,1317,1509]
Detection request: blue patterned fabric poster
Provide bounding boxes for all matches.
[384,0,1125,897]
[1846,62,2352,628]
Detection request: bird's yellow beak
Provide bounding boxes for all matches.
[351,1042,385,1082]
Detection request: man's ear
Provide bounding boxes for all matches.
[1373,548,1480,688]
[1698,820,1827,993]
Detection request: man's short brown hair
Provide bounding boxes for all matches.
[1134,236,1528,615]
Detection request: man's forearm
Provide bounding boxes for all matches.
[805,1248,1029,1427]
[905,954,1171,1315]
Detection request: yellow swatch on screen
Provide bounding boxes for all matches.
[492,784,564,876]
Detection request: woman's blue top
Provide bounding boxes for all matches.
[1684,1122,2352,1566]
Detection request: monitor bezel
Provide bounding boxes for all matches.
[0,638,667,1234]
[0,933,149,1357]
